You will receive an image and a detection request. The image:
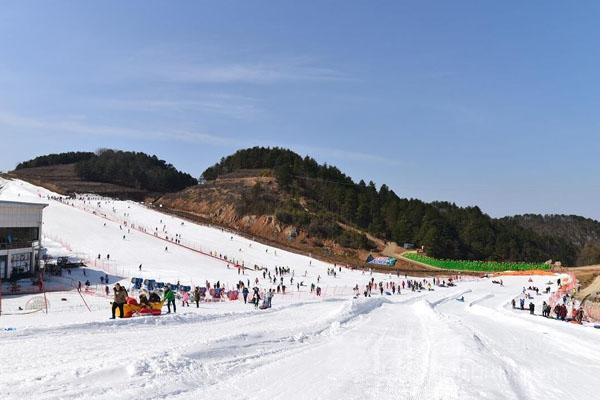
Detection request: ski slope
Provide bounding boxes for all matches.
[1,178,599,400]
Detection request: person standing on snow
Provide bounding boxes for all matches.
[193,287,201,308]
[182,290,190,307]
[252,287,261,308]
[242,286,249,304]
[164,285,176,313]
[110,283,128,319]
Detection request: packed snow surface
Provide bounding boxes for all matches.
[1,178,599,400]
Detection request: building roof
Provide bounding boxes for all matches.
[0,200,48,209]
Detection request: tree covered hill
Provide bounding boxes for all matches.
[501,214,600,265]
[15,150,197,193]
[202,147,578,265]
[16,151,95,169]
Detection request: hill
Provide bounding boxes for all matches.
[6,163,148,200]
[194,147,578,265]
[156,168,383,266]
[501,214,600,265]
[10,149,197,199]
[162,147,577,265]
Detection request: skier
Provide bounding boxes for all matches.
[242,286,249,304]
[138,264,142,272]
[164,285,176,313]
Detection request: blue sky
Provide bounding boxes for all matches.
[1,1,599,218]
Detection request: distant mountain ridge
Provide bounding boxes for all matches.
[501,214,600,265]
[501,214,600,248]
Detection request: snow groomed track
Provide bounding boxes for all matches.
[0,178,599,400]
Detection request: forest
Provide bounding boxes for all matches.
[203,147,578,264]
[15,151,95,170]
[16,150,197,193]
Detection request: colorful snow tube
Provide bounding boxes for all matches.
[227,290,239,300]
[116,300,165,318]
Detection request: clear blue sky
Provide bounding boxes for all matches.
[1,1,599,219]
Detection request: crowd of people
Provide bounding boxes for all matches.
[511,279,587,324]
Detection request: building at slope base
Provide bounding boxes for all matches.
[0,200,48,280]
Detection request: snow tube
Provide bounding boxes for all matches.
[116,301,164,318]
[126,297,138,306]
[227,290,239,300]
[138,306,162,316]
[594,325,600,329]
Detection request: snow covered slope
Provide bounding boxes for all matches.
[1,178,599,400]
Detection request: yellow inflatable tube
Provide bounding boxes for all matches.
[116,301,164,318]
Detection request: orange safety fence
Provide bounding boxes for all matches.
[549,272,577,307]
[494,270,555,277]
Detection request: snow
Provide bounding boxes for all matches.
[1,177,599,400]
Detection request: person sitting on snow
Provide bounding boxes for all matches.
[149,292,161,303]
[139,292,150,307]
